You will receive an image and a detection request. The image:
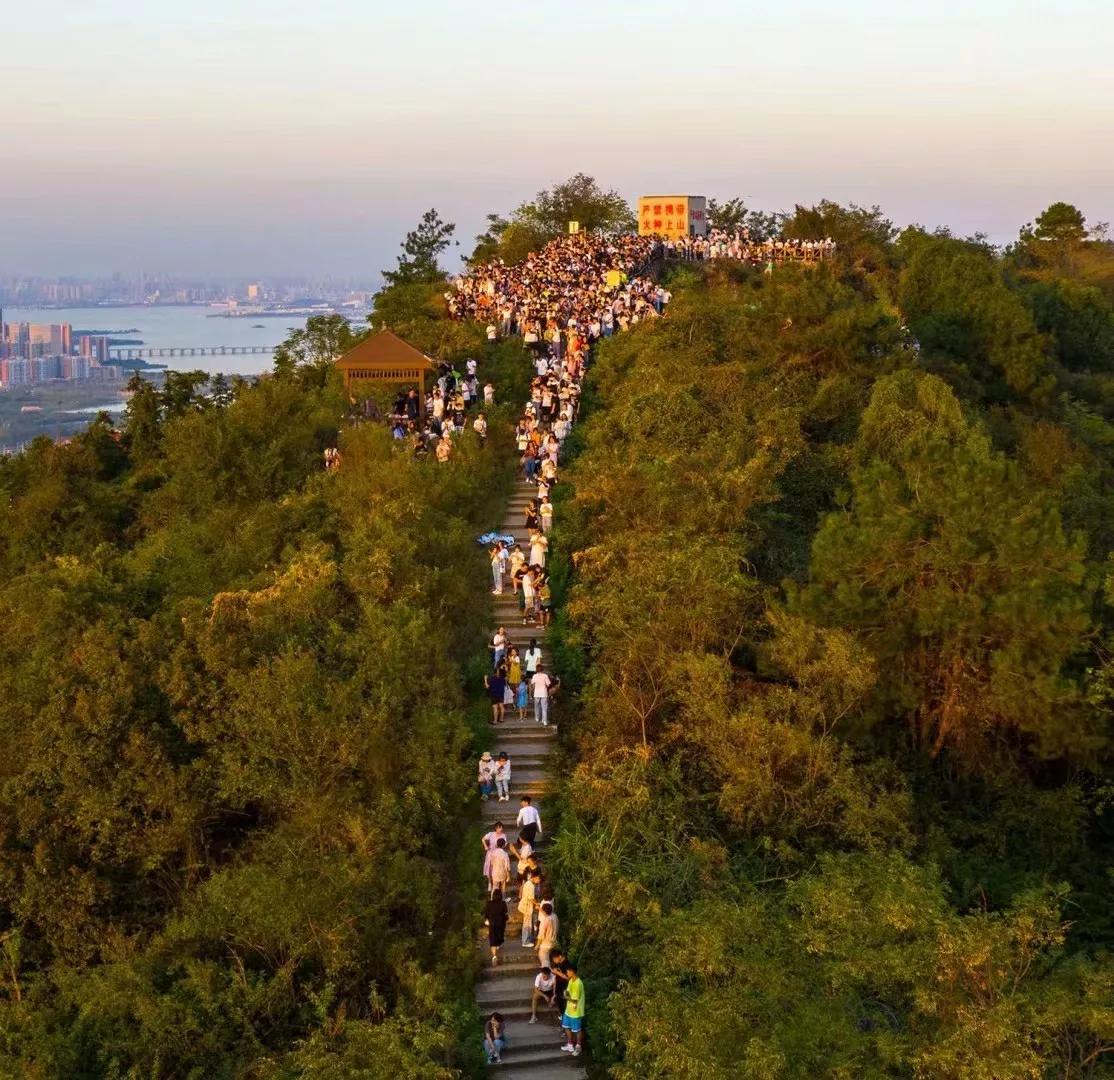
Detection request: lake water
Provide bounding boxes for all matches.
[2,304,338,376]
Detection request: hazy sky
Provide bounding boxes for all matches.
[4,0,1112,279]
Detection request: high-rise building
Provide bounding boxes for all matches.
[78,334,110,365]
[62,355,90,381]
[247,282,261,301]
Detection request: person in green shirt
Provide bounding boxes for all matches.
[561,961,585,1057]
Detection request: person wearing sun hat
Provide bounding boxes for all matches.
[477,751,495,801]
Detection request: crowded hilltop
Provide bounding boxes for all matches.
[448,233,667,345]
[665,228,836,263]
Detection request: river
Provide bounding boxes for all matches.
[2,304,362,376]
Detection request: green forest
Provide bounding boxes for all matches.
[1,188,1113,1078]
[548,200,1114,1078]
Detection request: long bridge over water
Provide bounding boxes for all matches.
[108,344,278,360]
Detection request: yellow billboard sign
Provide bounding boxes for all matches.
[638,195,707,238]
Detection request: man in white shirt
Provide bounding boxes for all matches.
[531,666,554,726]
[466,358,478,377]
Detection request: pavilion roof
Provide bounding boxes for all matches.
[334,329,434,372]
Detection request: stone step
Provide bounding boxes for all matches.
[491,1065,584,1079]
[488,1047,583,1072]
[479,796,547,813]
[476,978,540,1009]
[480,719,555,733]
[499,1019,567,1048]
[477,958,540,981]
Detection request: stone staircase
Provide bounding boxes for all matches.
[475,479,582,1077]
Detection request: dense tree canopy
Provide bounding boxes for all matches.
[470,174,636,265]
[0,318,530,1074]
[545,202,1114,1078]
[3,190,1114,1077]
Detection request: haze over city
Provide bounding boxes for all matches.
[5,0,1112,279]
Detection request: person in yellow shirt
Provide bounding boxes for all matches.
[560,961,585,1057]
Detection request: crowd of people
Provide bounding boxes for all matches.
[383,358,496,462]
[449,232,668,348]
[475,296,596,1065]
[665,228,836,265]
[480,804,585,1062]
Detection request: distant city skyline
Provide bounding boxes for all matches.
[5,0,1112,277]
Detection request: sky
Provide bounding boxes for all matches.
[3,0,1112,279]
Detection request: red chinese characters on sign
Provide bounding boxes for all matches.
[653,219,663,230]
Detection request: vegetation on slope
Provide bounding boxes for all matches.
[549,203,1114,1078]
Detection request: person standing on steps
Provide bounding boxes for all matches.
[517,868,537,946]
[535,900,559,969]
[561,961,585,1057]
[549,949,570,1014]
[517,795,542,845]
[508,545,525,598]
[481,822,505,883]
[526,567,543,626]
[490,626,506,670]
[485,664,506,725]
[538,571,553,629]
[484,891,507,969]
[540,495,553,535]
[531,664,557,727]
[515,668,529,720]
[529,527,548,570]
[490,540,504,595]
[520,569,537,627]
[488,837,511,896]
[524,639,542,680]
[494,751,512,802]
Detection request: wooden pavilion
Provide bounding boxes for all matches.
[334,330,435,413]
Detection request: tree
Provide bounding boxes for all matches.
[273,313,362,384]
[782,200,896,271]
[381,208,456,287]
[123,372,163,463]
[468,212,511,265]
[1033,202,1087,245]
[523,173,635,235]
[161,370,210,417]
[898,233,1053,399]
[795,370,1097,766]
[707,196,747,231]
[209,372,233,408]
[469,174,635,264]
